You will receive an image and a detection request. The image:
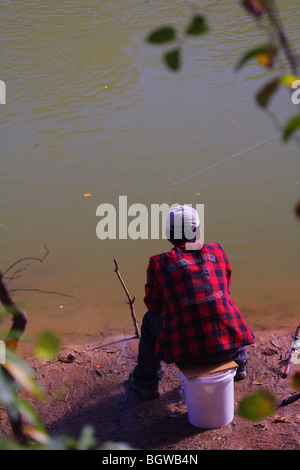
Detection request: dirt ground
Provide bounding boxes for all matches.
[1,329,300,450]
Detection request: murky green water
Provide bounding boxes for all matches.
[1,1,299,342]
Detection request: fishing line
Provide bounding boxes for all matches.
[172,132,280,202]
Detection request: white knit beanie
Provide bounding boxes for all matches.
[166,205,200,241]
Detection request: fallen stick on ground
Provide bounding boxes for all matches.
[113,258,140,338]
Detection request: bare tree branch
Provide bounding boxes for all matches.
[264,0,299,75]
[113,259,140,338]
[9,288,73,298]
[3,245,73,298]
[3,244,50,281]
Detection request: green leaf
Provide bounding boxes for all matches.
[283,114,300,141]
[235,45,275,71]
[0,365,21,422]
[147,26,176,45]
[99,441,133,450]
[255,77,281,108]
[18,399,47,432]
[164,48,181,71]
[34,330,61,360]
[185,15,209,36]
[238,389,276,420]
[77,425,96,450]
[4,350,45,401]
[0,308,8,321]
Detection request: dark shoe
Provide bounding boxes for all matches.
[234,358,247,382]
[129,373,160,400]
[234,370,247,381]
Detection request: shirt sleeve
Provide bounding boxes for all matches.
[224,250,232,290]
[144,258,163,314]
[217,243,232,291]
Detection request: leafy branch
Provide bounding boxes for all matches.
[0,248,64,444]
[146,14,209,71]
[146,0,300,143]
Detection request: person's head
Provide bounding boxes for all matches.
[166,205,200,247]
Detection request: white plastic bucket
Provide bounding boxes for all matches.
[179,368,236,429]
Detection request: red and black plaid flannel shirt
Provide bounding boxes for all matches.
[144,242,254,363]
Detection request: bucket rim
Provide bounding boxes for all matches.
[179,368,236,383]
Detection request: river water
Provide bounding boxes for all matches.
[1,1,299,343]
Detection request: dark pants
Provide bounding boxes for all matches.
[132,311,248,383]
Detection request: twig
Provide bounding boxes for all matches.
[113,259,140,338]
[264,0,298,75]
[3,244,50,280]
[3,245,73,298]
[9,288,73,298]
